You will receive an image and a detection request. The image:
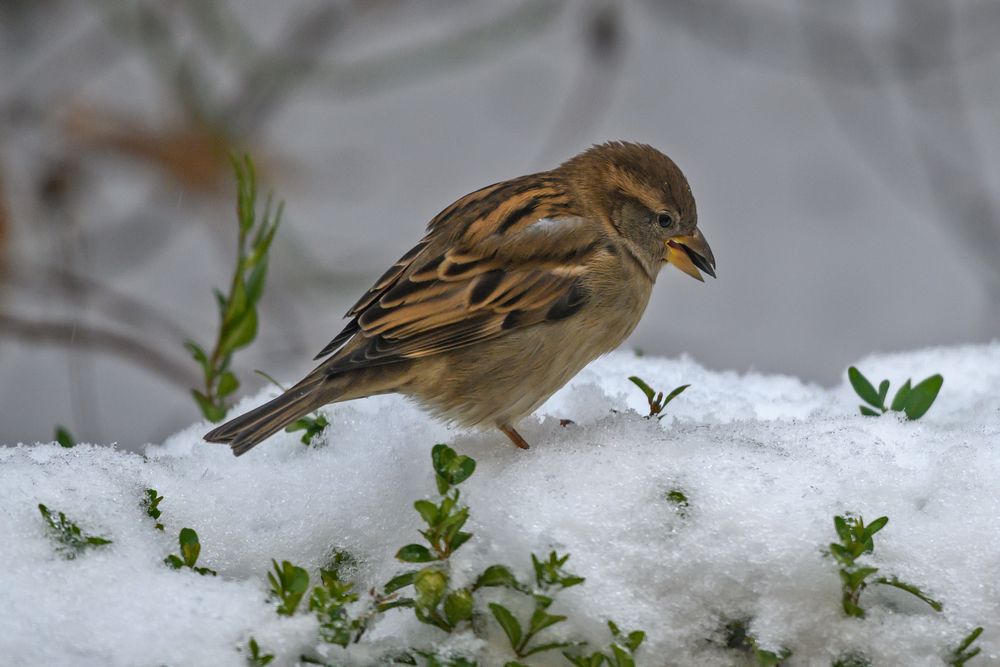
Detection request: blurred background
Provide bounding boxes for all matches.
[2,0,998,447]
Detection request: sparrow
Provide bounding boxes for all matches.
[204,141,715,456]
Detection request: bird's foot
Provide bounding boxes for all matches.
[497,423,530,449]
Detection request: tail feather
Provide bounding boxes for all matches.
[203,383,327,456]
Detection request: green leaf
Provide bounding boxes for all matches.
[489,603,523,648]
[414,500,439,526]
[220,306,258,354]
[848,367,882,408]
[443,588,474,625]
[192,389,226,422]
[890,379,912,412]
[178,527,201,567]
[184,340,209,374]
[950,627,983,667]
[528,607,566,634]
[522,641,572,657]
[864,516,888,538]
[377,597,415,612]
[873,576,942,612]
[625,630,645,652]
[476,564,520,589]
[627,376,655,402]
[245,258,269,306]
[269,559,310,615]
[448,455,476,486]
[876,380,890,406]
[55,426,74,448]
[902,374,943,420]
[661,383,690,407]
[217,371,239,398]
[859,406,881,417]
[396,544,435,563]
[383,570,418,593]
[164,554,184,569]
[610,645,634,667]
[414,568,448,608]
[449,531,473,553]
[432,444,456,475]
[834,515,850,542]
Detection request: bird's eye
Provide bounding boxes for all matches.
[656,211,675,228]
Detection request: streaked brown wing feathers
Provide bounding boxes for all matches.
[314,172,597,372]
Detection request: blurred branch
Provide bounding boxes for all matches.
[0,311,198,389]
[225,2,345,137]
[3,264,193,343]
[312,0,565,97]
[534,1,624,165]
[802,0,1000,296]
[642,0,1000,85]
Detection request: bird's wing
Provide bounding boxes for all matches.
[314,181,605,374]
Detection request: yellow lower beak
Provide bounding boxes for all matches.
[664,229,716,282]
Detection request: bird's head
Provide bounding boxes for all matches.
[563,141,715,282]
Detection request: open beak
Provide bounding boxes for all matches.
[664,229,716,281]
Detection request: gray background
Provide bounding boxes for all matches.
[1,0,997,447]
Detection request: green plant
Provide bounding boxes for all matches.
[563,620,645,667]
[164,527,217,575]
[255,370,330,445]
[828,513,941,617]
[847,367,943,420]
[722,619,790,666]
[948,627,983,666]
[245,637,274,666]
[186,155,282,422]
[54,425,75,448]
[37,503,112,558]
[269,559,310,615]
[309,552,361,647]
[665,489,689,518]
[389,444,478,632]
[628,376,689,419]
[143,488,165,530]
[394,653,478,667]
[484,551,584,659]
[285,413,331,445]
[832,653,871,667]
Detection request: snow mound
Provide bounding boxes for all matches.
[2,345,998,666]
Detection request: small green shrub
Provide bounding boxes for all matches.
[628,376,689,419]
[948,627,983,666]
[142,488,165,531]
[268,559,310,615]
[722,619,790,666]
[828,513,941,617]
[164,527,217,576]
[244,637,274,666]
[54,426,75,448]
[187,154,282,422]
[563,620,645,667]
[309,552,361,647]
[848,367,942,420]
[37,503,112,558]
[255,370,330,445]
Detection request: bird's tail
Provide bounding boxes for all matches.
[203,377,331,456]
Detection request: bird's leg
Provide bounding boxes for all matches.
[497,423,530,450]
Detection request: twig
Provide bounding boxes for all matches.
[0,311,198,389]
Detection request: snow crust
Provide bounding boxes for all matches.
[2,344,998,666]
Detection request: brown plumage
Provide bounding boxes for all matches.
[204,141,715,456]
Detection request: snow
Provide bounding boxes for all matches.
[2,344,999,666]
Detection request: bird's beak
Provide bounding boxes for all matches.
[664,229,716,281]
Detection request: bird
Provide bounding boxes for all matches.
[204,141,715,456]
